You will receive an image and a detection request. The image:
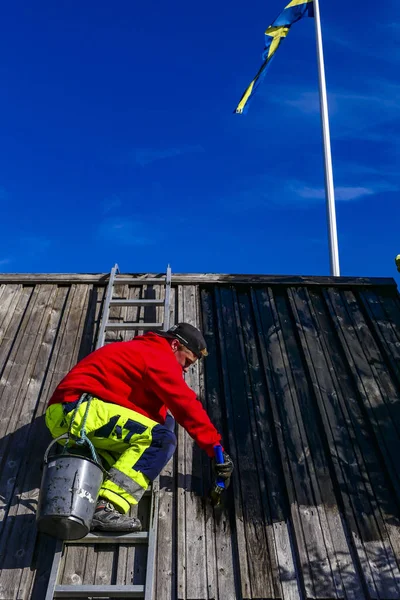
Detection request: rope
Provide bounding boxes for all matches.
[65,393,101,466]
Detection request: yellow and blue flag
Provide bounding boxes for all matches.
[235,0,314,114]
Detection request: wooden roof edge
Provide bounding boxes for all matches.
[0,272,397,288]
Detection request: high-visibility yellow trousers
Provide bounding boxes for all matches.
[45,397,177,514]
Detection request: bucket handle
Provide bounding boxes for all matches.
[43,433,70,464]
[43,433,109,476]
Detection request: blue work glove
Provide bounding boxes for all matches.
[212,451,234,481]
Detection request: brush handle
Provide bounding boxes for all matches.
[214,445,225,489]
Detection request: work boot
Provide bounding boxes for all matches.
[91,501,142,532]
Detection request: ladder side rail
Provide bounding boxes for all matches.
[96,263,119,349]
[45,540,64,600]
[144,264,169,598]
[144,475,160,600]
[163,265,172,331]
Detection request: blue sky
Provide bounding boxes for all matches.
[1,0,400,281]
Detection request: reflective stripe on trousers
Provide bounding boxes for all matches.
[45,398,177,513]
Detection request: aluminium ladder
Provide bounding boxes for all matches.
[44,264,172,599]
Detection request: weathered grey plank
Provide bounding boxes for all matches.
[344,290,400,434]
[156,455,176,599]
[288,286,366,597]
[201,287,240,600]
[0,286,58,441]
[105,282,129,343]
[44,285,93,395]
[29,285,93,597]
[0,284,60,587]
[93,545,115,585]
[0,285,60,600]
[139,284,161,337]
[313,286,396,596]
[132,496,149,587]
[121,285,141,342]
[22,287,72,600]
[254,287,338,598]
[156,453,176,589]
[24,285,69,412]
[0,284,42,441]
[219,286,278,598]
[28,533,58,599]
[214,287,252,599]
[323,287,400,598]
[0,284,23,349]
[60,543,88,588]
[239,287,299,599]
[115,544,129,587]
[155,286,177,600]
[176,285,187,600]
[369,291,400,364]
[0,285,92,599]
[0,287,52,525]
[82,544,98,585]
[359,289,400,565]
[114,501,144,588]
[77,284,104,360]
[0,285,33,379]
[197,315,218,600]
[179,285,208,600]
[359,290,400,376]
[191,286,220,600]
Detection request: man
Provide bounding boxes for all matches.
[45,323,233,532]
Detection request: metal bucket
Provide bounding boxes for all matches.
[36,435,104,540]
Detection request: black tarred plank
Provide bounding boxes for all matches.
[215,286,276,599]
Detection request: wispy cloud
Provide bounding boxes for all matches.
[336,161,400,179]
[234,75,400,154]
[331,87,400,141]
[327,26,400,63]
[0,258,11,266]
[102,195,122,214]
[295,186,374,202]
[285,92,320,114]
[133,145,204,167]
[271,80,400,144]
[289,181,398,203]
[97,217,158,245]
[220,176,398,213]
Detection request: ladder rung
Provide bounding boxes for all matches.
[54,584,145,597]
[69,531,149,544]
[114,277,166,284]
[105,323,163,330]
[110,299,164,306]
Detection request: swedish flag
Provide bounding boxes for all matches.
[235,0,314,114]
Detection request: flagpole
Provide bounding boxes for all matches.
[313,0,340,276]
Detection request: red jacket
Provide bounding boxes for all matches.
[48,332,221,457]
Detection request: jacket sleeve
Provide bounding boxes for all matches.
[144,358,221,457]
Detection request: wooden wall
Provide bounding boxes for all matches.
[0,275,399,599]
